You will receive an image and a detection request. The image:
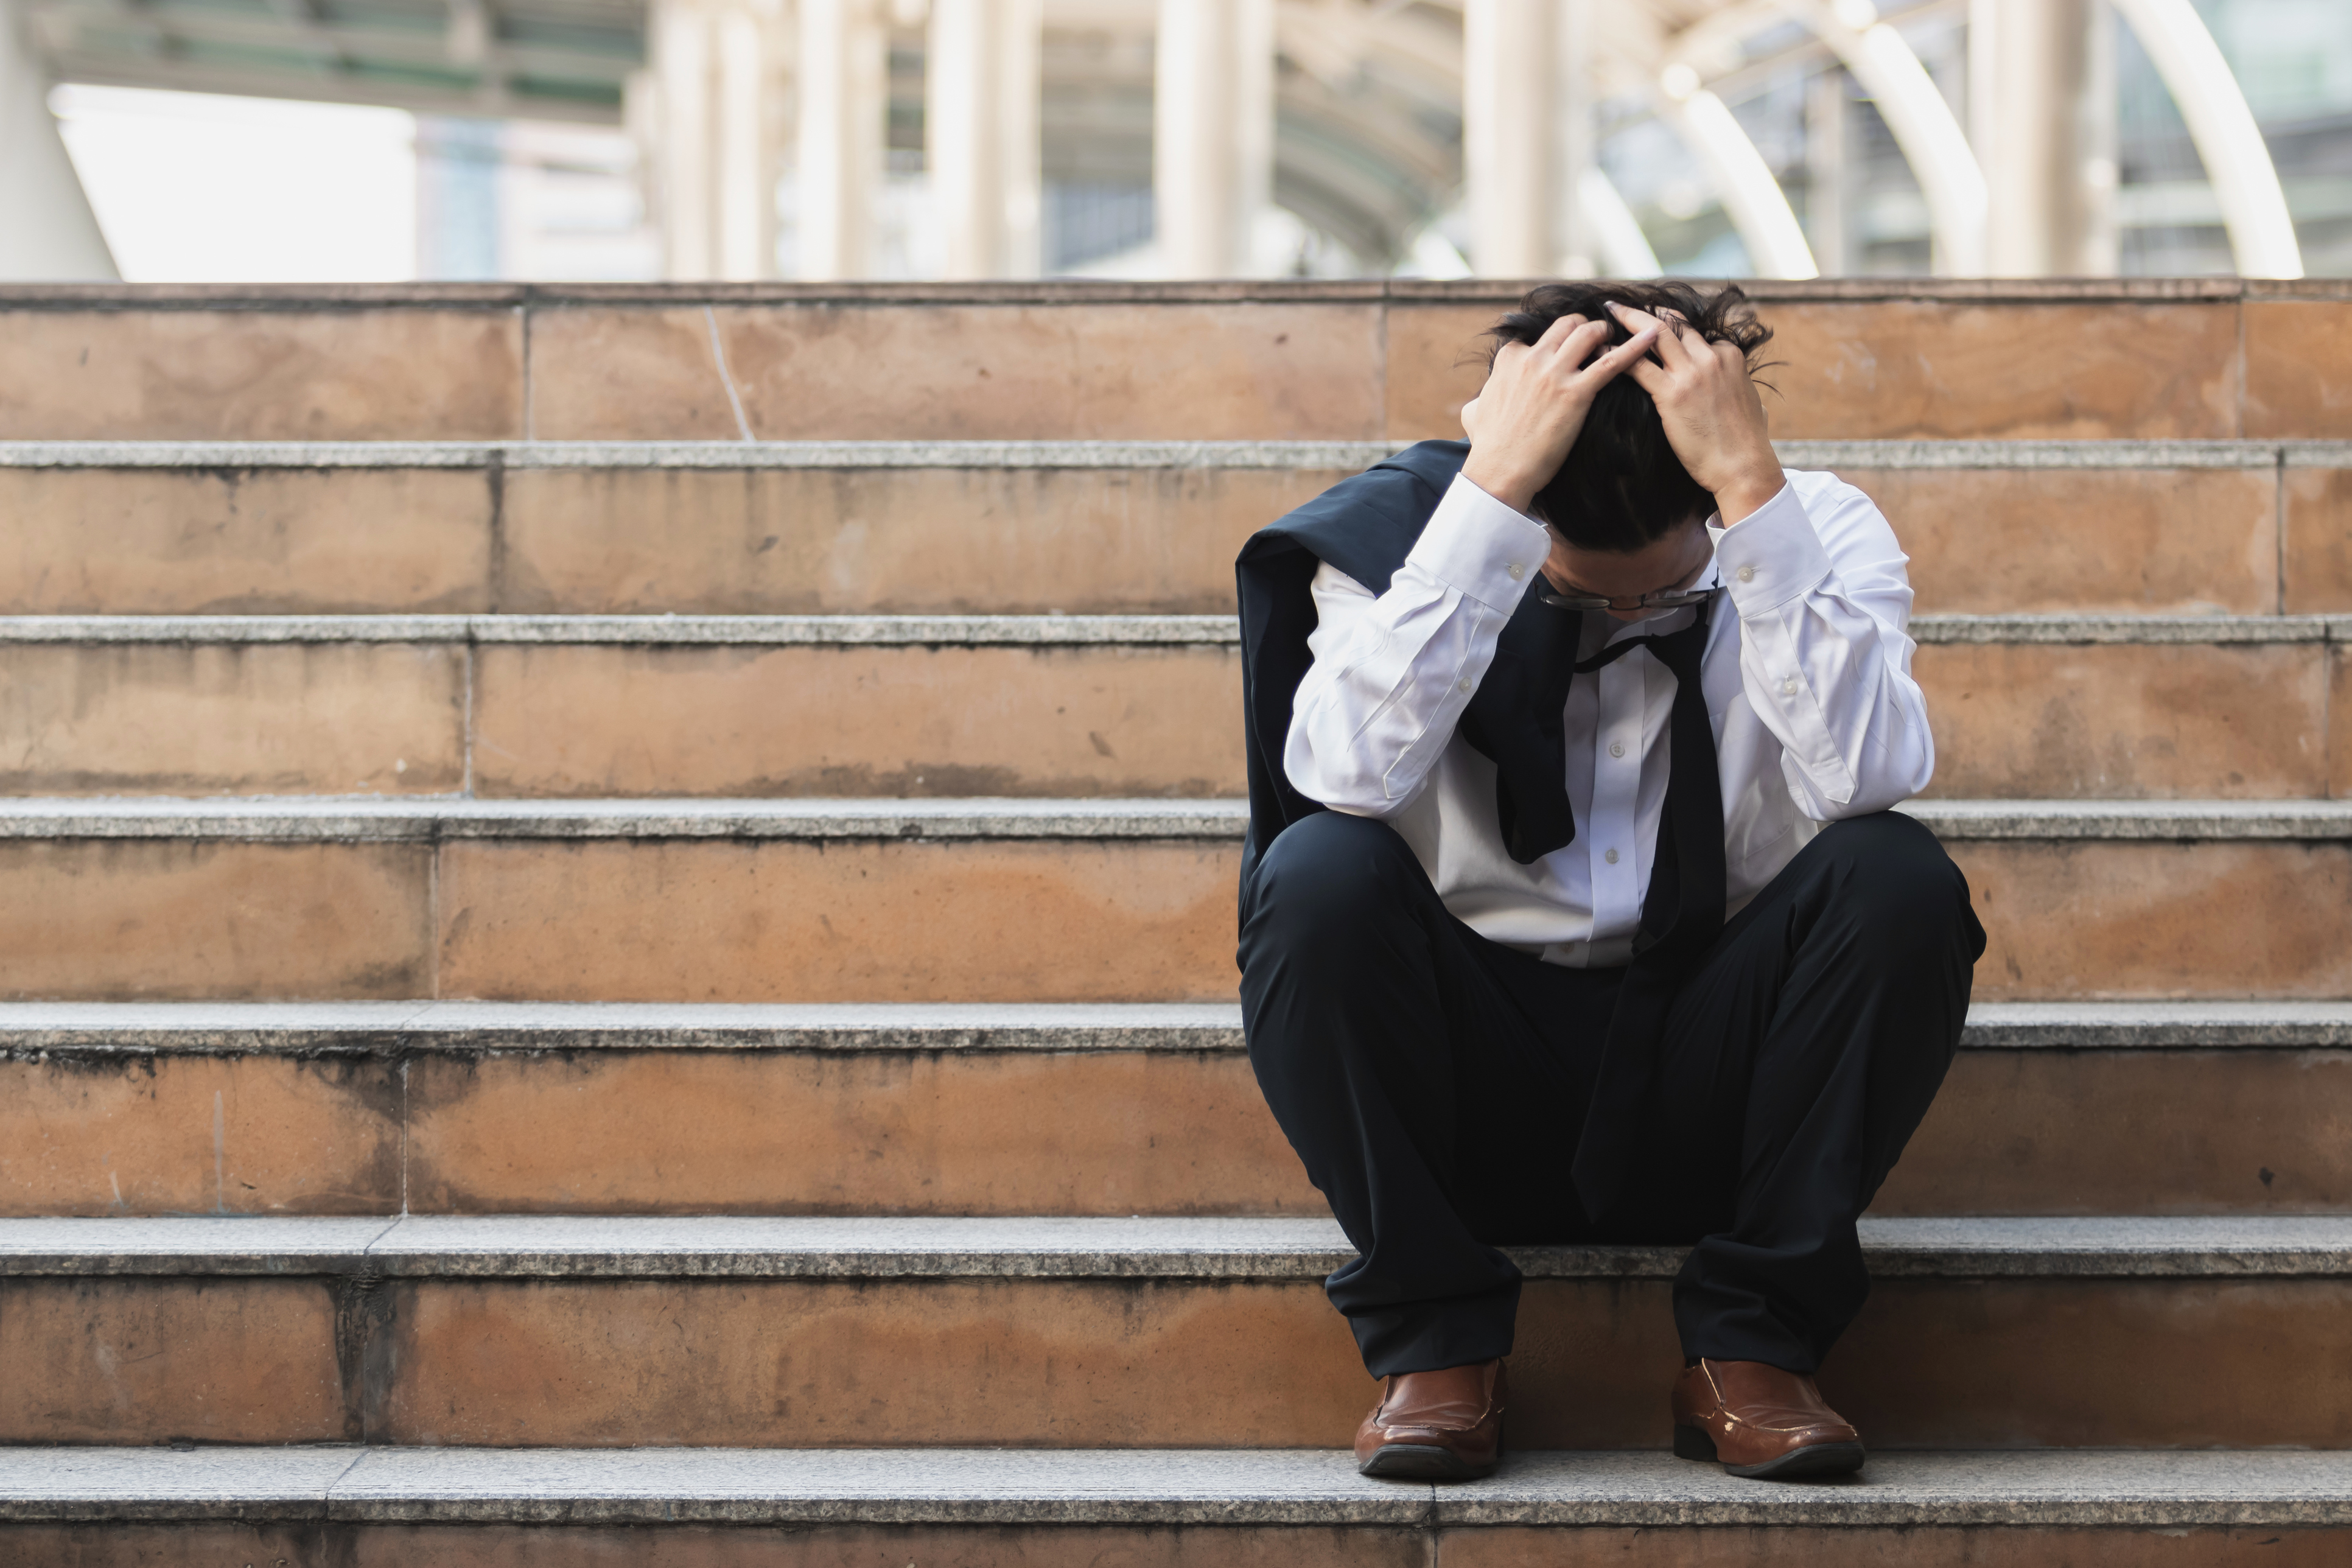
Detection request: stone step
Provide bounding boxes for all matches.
[5,438,2348,616]
[3,1002,2347,1219]
[0,611,2342,799]
[4,1447,2350,1567]
[4,280,2345,446]
[3,1214,2350,1449]
[0,797,2341,1004]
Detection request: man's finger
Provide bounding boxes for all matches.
[1559,318,1616,371]
[1608,300,1692,369]
[1594,323,1661,373]
[1532,312,1587,357]
[1578,324,1660,390]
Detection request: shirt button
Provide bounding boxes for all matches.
[1506,562,1525,581]
[1609,740,1625,758]
[1605,848,1620,865]
[1458,677,1475,693]
[1737,564,1756,583]
[1782,676,1801,695]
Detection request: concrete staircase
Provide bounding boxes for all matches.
[2,278,2351,1564]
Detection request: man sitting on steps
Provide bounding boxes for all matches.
[1233,281,1986,1483]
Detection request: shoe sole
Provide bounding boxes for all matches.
[1357,1443,1499,1482]
[1674,1423,1866,1481]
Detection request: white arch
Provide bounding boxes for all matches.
[1779,0,1987,274]
[1579,167,1663,278]
[2108,0,2300,278]
[1657,66,1820,279]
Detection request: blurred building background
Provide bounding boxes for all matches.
[1,0,2343,282]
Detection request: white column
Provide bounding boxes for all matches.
[799,0,887,280]
[0,0,115,279]
[929,0,1043,279]
[1463,0,1553,276]
[1556,0,1597,276]
[1804,68,1850,275]
[649,0,791,282]
[1971,0,2116,276]
[713,1,789,281]
[1153,0,1273,278]
[649,0,716,278]
[1465,0,1597,278]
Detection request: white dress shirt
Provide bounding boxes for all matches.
[1283,469,1933,967]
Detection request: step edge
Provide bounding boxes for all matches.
[1,612,2342,647]
[4,1447,2350,1529]
[0,798,2339,842]
[2,1000,2348,1053]
[4,438,2350,472]
[5,1216,2351,1281]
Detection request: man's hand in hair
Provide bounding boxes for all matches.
[1605,299,1785,527]
[1458,312,1661,515]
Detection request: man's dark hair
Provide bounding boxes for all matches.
[1483,280,1775,552]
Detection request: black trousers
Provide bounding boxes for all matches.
[1237,808,1984,1379]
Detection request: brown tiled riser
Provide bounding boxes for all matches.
[528,304,1389,441]
[0,466,495,615]
[493,466,1339,617]
[4,463,2340,618]
[1444,1528,2352,1568]
[2285,466,2352,612]
[0,840,435,999]
[0,837,2343,1001]
[6,1273,2350,1447]
[0,1523,1424,1568]
[2334,646,2352,793]
[3,1048,2347,1220]
[7,1523,2347,1568]
[0,639,2337,800]
[7,290,2350,441]
[1917,642,2333,800]
[470,643,1244,800]
[0,642,467,796]
[0,307,524,442]
[1386,300,2250,442]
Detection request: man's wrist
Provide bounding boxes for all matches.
[1460,452,1542,515]
[1711,458,1786,527]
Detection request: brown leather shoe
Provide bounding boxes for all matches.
[1670,1358,1864,1480]
[1353,1359,1507,1480]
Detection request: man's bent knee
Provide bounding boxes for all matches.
[1244,810,1431,964]
[1801,812,1983,957]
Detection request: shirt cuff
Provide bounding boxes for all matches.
[1710,477,1832,614]
[1406,474,1552,609]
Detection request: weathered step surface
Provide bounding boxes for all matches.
[5,1002,2350,1219]
[6,1447,2352,1568]
[0,612,2345,799]
[5,439,2349,615]
[4,280,2348,444]
[4,1215,2351,1449]
[0,799,2343,1003]
[0,614,1245,800]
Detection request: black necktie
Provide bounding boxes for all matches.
[1566,595,1729,1219]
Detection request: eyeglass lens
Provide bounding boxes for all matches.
[1536,586,1717,611]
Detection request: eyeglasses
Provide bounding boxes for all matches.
[1534,583,1720,613]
